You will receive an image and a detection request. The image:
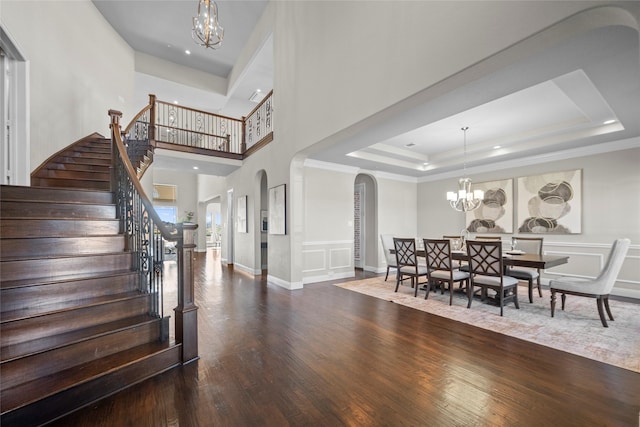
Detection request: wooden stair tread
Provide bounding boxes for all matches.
[0,341,177,413]
[0,270,135,290]
[0,290,143,323]
[0,314,159,363]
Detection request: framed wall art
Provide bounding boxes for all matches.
[517,169,582,234]
[268,184,286,235]
[237,195,247,233]
[465,178,513,233]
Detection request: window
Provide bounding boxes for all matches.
[155,206,177,224]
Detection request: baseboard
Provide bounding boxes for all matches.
[267,275,303,290]
[303,271,355,285]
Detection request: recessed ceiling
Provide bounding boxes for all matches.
[347,69,622,173]
[307,24,640,179]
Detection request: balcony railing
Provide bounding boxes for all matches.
[124,92,273,166]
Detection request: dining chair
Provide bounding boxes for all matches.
[475,235,502,241]
[507,236,543,303]
[393,237,429,297]
[466,240,520,316]
[423,239,470,305]
[380,234,398,281]
[549,238,630,327]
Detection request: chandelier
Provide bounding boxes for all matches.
[192,0,224,49]
[446,127,484,212]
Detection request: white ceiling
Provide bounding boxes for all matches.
[92,2,640,178]
[92,0,272,117]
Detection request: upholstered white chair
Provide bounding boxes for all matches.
[549,238,630,327]
[380,234,398,281]
[507,237,543,303]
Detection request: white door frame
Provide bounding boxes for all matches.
[0,24,29,185]
[354,182,365,269]
[226,189,234,265]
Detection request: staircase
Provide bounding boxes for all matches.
[0,135,181,426]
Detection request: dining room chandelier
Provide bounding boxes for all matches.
[446,127,485,212]
[192,0,224,49]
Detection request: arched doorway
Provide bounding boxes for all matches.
[256,170,268,274]
[354,174,378,273]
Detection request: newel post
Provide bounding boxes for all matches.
[148,94,157,143]
[108,110,122,192]
[175,222,199,364]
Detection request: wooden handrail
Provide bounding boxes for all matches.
[110,109,199,364]
[123,102,152,136]
[109,110,177,241]
[244,89,274,120]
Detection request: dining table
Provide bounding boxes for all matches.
[391,248,570,270]
[448,250,569,270]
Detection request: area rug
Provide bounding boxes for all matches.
[335,277,640,373]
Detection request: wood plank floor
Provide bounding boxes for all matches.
[52,249,640,426]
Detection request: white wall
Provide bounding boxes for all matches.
[417,146,640,297]
[302,163,356,284]
[265,1,636,287]
[1,0,135,170]
[152,169,198,221]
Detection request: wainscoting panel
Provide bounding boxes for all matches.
[302,240,354,284]
[302,250,326,273]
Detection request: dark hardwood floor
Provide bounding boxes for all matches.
[52,249,639,426]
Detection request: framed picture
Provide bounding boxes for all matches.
[517,169,582,234]
[237,195,247,233]
[268,184,286,235]
[465,179,513,233]
[260,210,268,232]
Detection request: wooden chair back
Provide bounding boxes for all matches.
[424,239,454,271]
[467,240,504,278]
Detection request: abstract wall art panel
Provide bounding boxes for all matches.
[517,169,582,234]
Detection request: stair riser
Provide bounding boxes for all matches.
[30,178,111,190]
[0,344,181,424]
[0,294,151,347]
[59,150,111,160]
[50,156,112,166]
[1,236,126,259]
[1,320,162,389]
[1,201,115,219]
[1,274,138,313]
[44,162,111,173]
[35,169,111,181]
[0,253,133,282]
[0,219,120,238]
[0,186,113,204]
[67,145,111,153]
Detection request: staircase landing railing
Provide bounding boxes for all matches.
[123,92,274,173]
